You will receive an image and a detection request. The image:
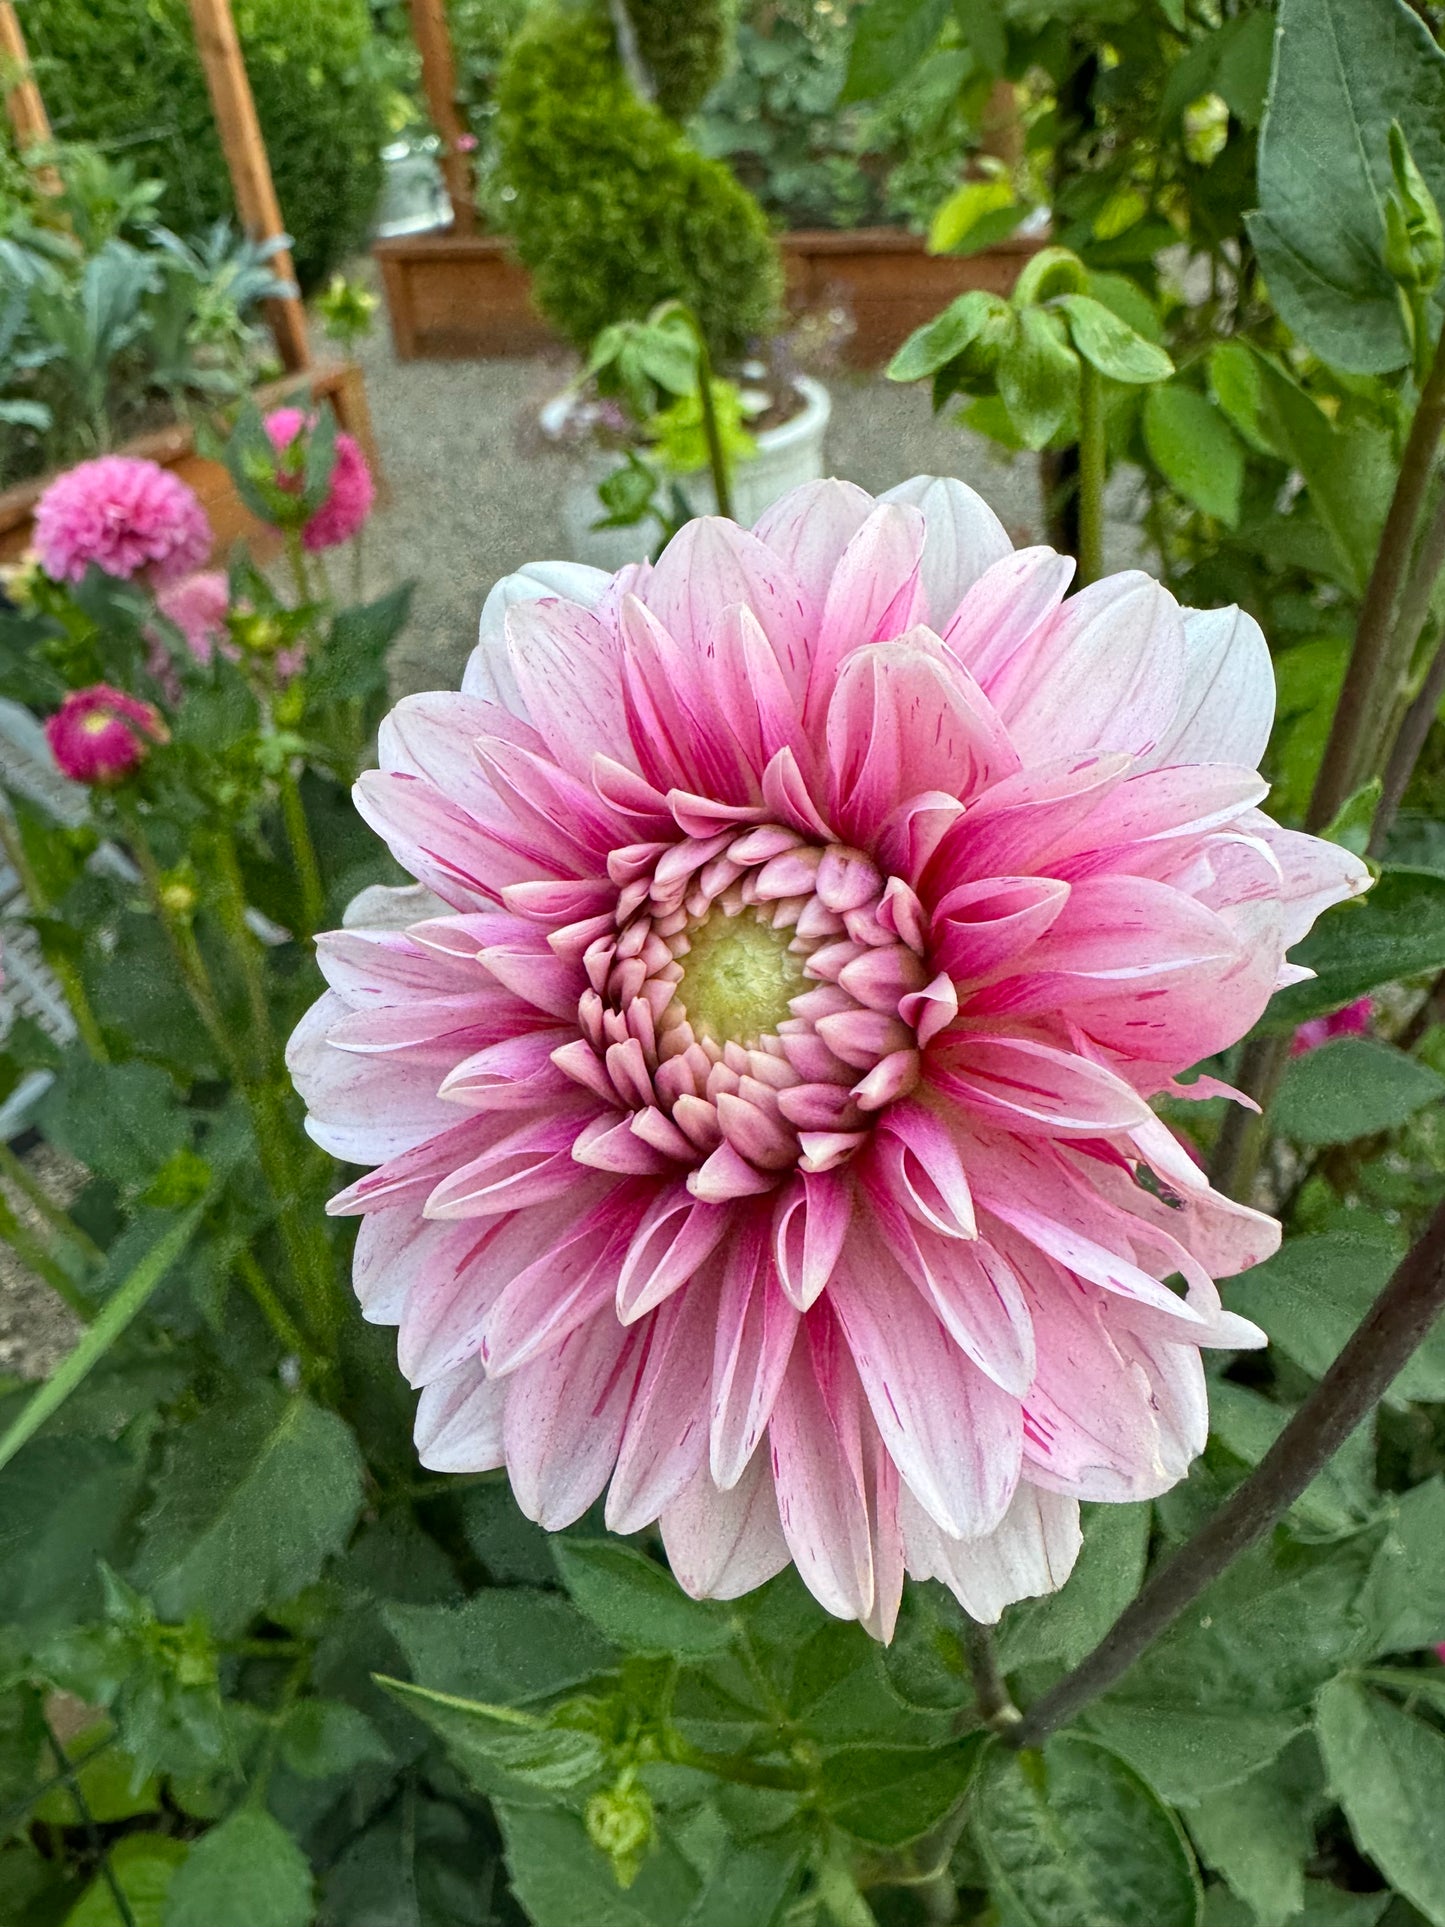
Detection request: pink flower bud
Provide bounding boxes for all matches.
[263,408,376,552]
[1291,996,1374,1056]
[45,685,168,786]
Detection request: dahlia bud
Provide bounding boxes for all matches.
[159,877,198,918]
[1383,122,1443,294]
[44,686,167,786]
[585,1778,653,1888]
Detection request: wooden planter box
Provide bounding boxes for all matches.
[0,360,380,568]
[371,225,1041,368]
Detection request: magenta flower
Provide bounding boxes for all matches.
[45,684,167,785]
[288,479,1369,1635]
[33,457,212,586]
[153,570,231,665]
[1291,996,1373,1056]
[264,407,376,552]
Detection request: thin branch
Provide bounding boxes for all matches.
[1370,621,1445,857]
[958,1616,1021,1736]
[43,1716,138,1927]
[1010,1196,1445,1751]
[1396,966,1445,1053]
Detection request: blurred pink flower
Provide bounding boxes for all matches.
[289,478,1370,1636]
[1291,996,1373,1056]
[46,684,167,785]
[154,570,231,665]
[34,457,211,586]
[454,132,479,153]
[264,407,375,552]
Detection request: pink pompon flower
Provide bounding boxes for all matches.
[46,684,167,785]
[288,477,1370,1637]
[264,407,375,552]
[34,457,212,586]
[154,570,231,665]
[1291,996,1373,1056]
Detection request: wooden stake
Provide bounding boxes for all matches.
[185,0,310,371]
[0,3,62,194]
[408,0,476,236]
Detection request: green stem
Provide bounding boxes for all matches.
[278,764,326,939]
[958,1616,1021,1736]
[234,1246,311,1364]
[210,830,279,1077]
[0,810,111,1063]
[0,1141,103,1264]
[1371,622,1445,858]
[675,306,733,520]
[0,1734,116,1838]
[1207,1032,1291,1202]
[1076,359,1106,586]
[284,528,313,605]
[0,1189,90,1318]
[42,1718,137,1927]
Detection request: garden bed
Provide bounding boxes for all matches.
[0,359,380,568]
[371,225,1043,367]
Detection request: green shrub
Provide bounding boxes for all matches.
[623,0,736,122]
[23,0,390,291]
[495,3,782,361]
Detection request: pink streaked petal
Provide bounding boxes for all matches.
[870,1099,977,1238]
[1048,765,1271,872]
[644,516,811,695]
[926,751,1132,889]
[877,793,966,887]
[501,878,617,925]
[761,747,836,841]
[378,691,545,812]
[314,925,481,1006]
[878,475,1013,631]
[414,1357,507,1473]
[752,478,874,666]
[504,597,631,780]
[659,1448,791,1601]
[899,972,959,1047]
[324,996,494,1054]
[327,1113,505,1216]
[620,594,756,803]
[772,1169,853,1312]
[985,572,1185,764]
[705,603,810,775]
[1243,812,1372,947]
[616,1187,731,1323]
[689,1140,780,1201]
[503,1312,642,1529]
[399,1209,561,1386]
[353,771,529,910]
[424,1104,597,1218]
[711,1220,800,1487]
[590,754,676,835]
[606,1274,717,1533]
[898,1480,1081,1624]
[476,926,585,1021]
[480,1185,642,1375]
[439,1029,578,1109]
[929,1034,1152,1136]
[1146,605,1274,772]
[931,875,1071,984]
[573,1112,680,1175]
[467,560,612,713]
[353,1206,451,1327]
[944,545,1076,689]
[474,734,624,870]
[286,993,461,1163]
[808,502,927,722]
[830,1235,1021,1539]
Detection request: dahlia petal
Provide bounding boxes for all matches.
[340,880,450,933]
[287,993,463,1162]
[315,925,480,1006]
[480,1201,630,1377]
[379,691,541,817]
[906,1228,1036,1397]
[476,925,585,1020]
[872,1100,977,1238]
[711,1222,800,1487]
[899,972,959,1047]
[878,475,1013,631]
[761,747,836,840]
[424,1106,596,1218]
[399,1209,559,1386]
[606,1275,717,1533]
[929,750,1132,887]
[620,594,755,802]
[1050,764,1270,867]
[353,1207,445,1327]
[504,598,630,779]
[830,1239,1020,1538]
[931,875,1071,983]
[414,1357,507,1473]
[689,1141,780,1200]
[466,560,612,713]
[327,1113,504,1216]
[808,503,927,718]
[473,734,625,869]
[660,1447,791,1601]
[353,771,517,910]
[930,1035,1152,1136]
[752,478,875,654]
[616,1187,731,1322]
[572,1112,679,1175]
[772,1169,853,1312]
[898,1480,1081,1623]
[986,573,1185,764]
[1243,812,1371,946]
[503,1313,642,1529]
[942,545,1076,687]
[644,518,810,695]
[1147,605,1274,771]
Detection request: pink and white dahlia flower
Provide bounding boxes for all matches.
[33,457,212,586]
[288,478,1368,1637]
[45,684,167,785]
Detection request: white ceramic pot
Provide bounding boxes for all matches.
[552,375,831,570]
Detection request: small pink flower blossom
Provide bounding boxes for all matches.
[34,457,212,586]
[454,132,479,153]
[1291,996,1373,1056]
[288,478,1370,1636]
[264,407,376,552]
[154,570,231,665]
[46,684,167,785]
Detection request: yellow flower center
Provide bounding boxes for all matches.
[673,907,808,1048]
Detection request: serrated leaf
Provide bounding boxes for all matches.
[553,1541,733,1658]
[383,1588,617,1705]
[1317,1677,1445,1926]
[278,1698,392,1778]
[681,1838,804,1927]
[1143,385,1245,524]
[132,1386,364,1635]
[0,1437,145,1630]
[973,1733,1201,1927]
[1186,1740,1321,1925]
[1056,294,1174,384]
[162,1810,312,1927]
[497,1802,701,1927]
[310,582,415,703]
[818,1737,983,1848]
[1272,1036,1444,1144]
[1357,1479,1445,1654]
[1208,1382,1377,1539]
[376,1678,606,1792]
[1260,872,1445,1031]
[38,1061,187,1189]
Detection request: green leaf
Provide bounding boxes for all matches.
[377,1678,606,1792]
[1273,1035,1445,1145]
[818,1738,983,1848]
[38,1061,188,1189]
[278,1698,392,1778]
[998,1502,1149,1670]
[1143,386,1245,525]
[681,1838,803,1927]
[0,1437,145,1630]
[1224,1229,1445,1404]
[311,582,416,704]
[498,1802,702,1927]
[1247,0,1445,373]
[928,177,1018,255]
[1260,872,1445,1031]
[1209,1382,1377,1539]
[1056,294,1174,384]
[841,0,950,103]
[162,1810,312,1927]
[1206,1886,1389,1927]
[997,306,1079,450]
[553,1541,733,1658]
[952,0,1005,75]
[1186,1741,1321,1927]
[65,1834,188,1927]
[1317,1676,1445,1926]
[321,1792,497,1927]
[383,1587,617,1705]
[1208,341,1278,457]
[972,1733,1201,1927]
[1357,1479,1445,1653]
[132,1386,364,1635]
[886,288,1010,383]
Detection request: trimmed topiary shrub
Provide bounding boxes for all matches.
[622,0,737,123]
[494,3,782,362]
[23,0,389,291]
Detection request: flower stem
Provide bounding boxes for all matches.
[284,527,313,605]
[958,1616,1021,1736]
[1008,1195,1445,1750]
[210,830,279,1077]
[1076,359,1106,587]
[277,763,326,939]
[0,809,110,1063]
[672,304,734,521]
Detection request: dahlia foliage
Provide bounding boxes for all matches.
[289,477,1367,1636]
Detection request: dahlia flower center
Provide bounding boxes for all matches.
[672,907,809,1048]
[566,822,935,1198]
